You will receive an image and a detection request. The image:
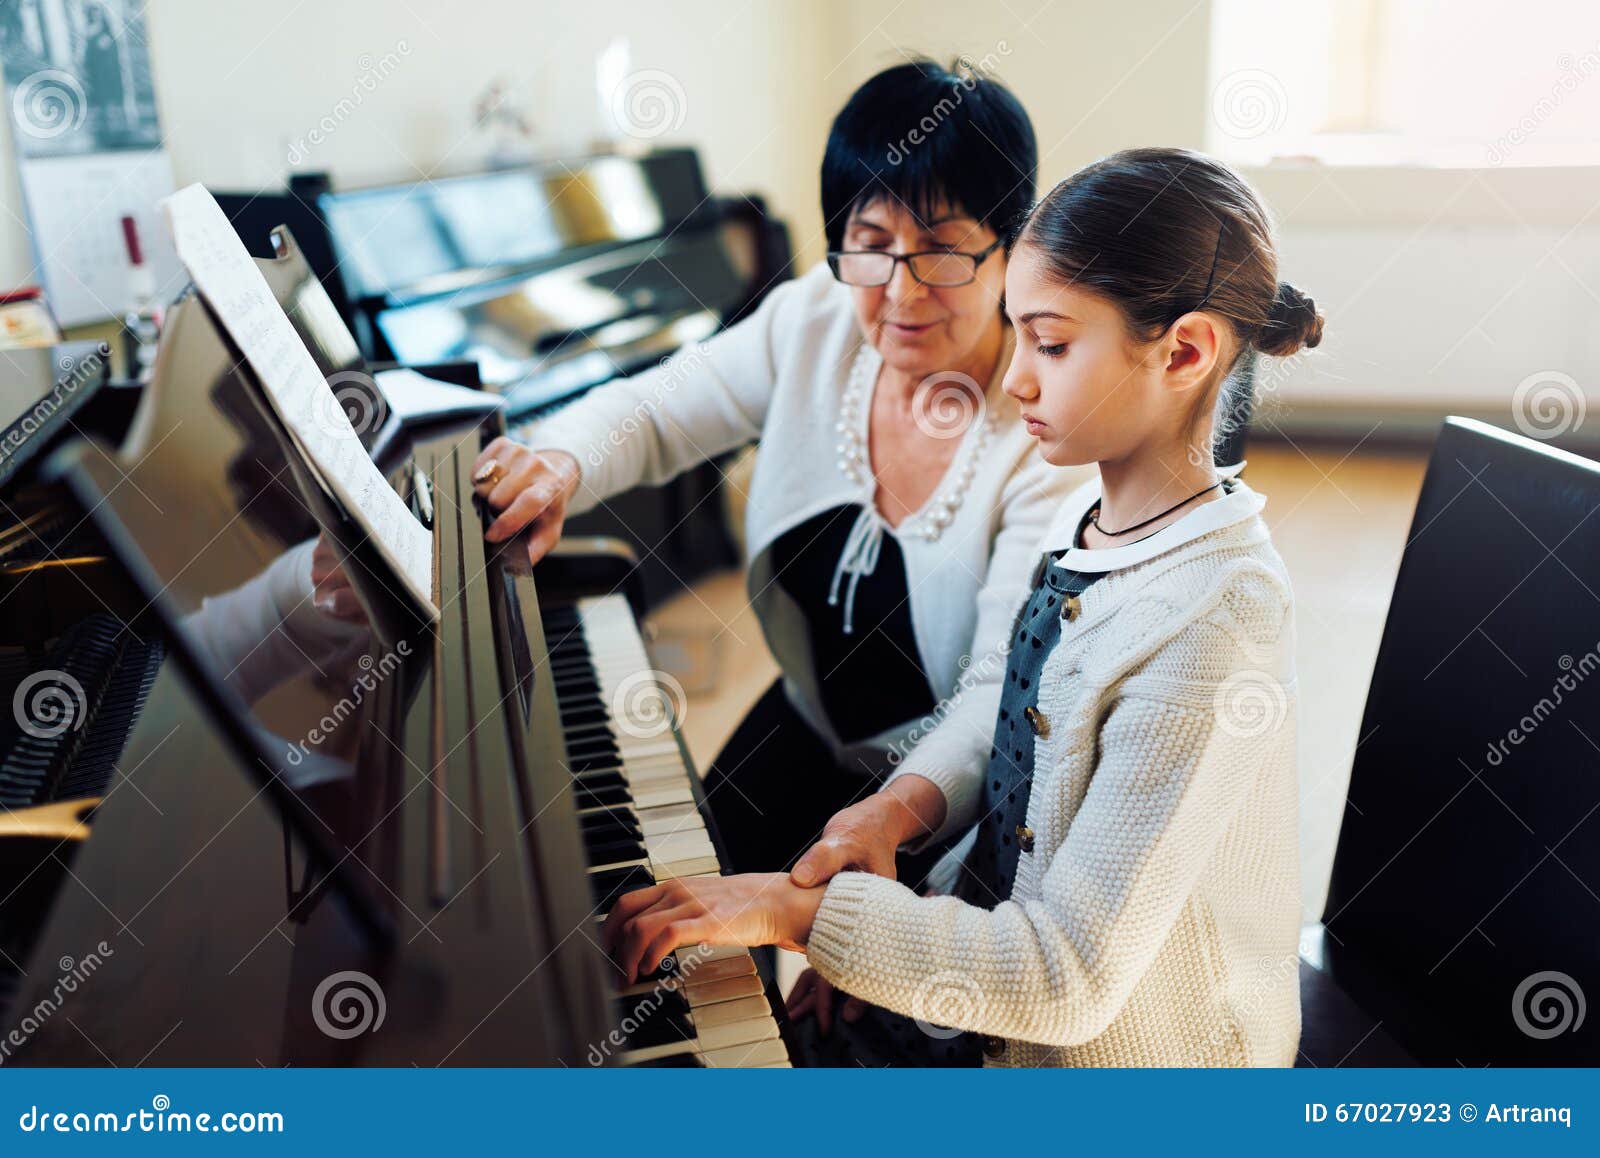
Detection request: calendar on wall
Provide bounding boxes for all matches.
[15,149,178,326]
[1,0,178,326]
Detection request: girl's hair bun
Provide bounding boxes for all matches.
[1255,281,1324,357]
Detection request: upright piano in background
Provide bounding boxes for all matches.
[216,148,793,607]
[0,231,790,1067]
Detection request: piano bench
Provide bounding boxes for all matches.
[1296,959,1417,1068]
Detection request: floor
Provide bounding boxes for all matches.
[642,436,1431,924]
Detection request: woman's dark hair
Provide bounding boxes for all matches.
[821,59,1037,252]
[1018,147,1324,443]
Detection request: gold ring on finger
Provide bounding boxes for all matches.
[472,458,506,488]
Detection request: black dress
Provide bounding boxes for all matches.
[703,503,941,883]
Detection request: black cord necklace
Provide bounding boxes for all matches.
[1089,480,1221,538]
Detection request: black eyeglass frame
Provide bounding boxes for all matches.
[826,238,1004,288]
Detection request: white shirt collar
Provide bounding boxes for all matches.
[1041,461,1262,572]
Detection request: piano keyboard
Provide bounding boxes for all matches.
[542,595,790,1069]
[0,613,163,809]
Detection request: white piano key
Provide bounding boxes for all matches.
[686,993,772,1029]
[702,1038,790,1068]
[631,784,695,810]
[645,831,717,862]
[651,855,722,880]
[693,1015,780,1053]
[678,952,757,985]
[681,973,766,1006]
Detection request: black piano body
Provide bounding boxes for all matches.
[0,232,788,1067]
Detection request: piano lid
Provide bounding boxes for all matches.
[319,149,715,304]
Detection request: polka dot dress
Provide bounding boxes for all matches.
[953,552,1102,910]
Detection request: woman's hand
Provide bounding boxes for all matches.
[789,774,948,888]
[471,439,581,564]
[785,967,865,1035]
[309,536,367,623]
[600,873,824,984]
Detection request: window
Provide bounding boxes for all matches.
[1207,0,1600,167]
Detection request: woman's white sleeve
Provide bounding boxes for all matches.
[513,267,829,515]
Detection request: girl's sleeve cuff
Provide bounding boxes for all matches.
[805,870,885,983]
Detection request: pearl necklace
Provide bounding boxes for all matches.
[834,343,994,542]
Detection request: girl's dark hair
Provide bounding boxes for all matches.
[821,58,1037,251]
[1018,148,1324,442]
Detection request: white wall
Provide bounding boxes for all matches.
[0,0,840,296]
[1,0,1597,430]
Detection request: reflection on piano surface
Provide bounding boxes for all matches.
[219,147,789,609]
[0,226,789,1066]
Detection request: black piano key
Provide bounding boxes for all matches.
[549,658,597,679]
[566,737,621,761]
[574,770,627,793]
[590,864,655,913]
[566,750,622,774]
[576,783,633,810]
[580,811,640,837]
[563,712,613,734]
[585,836,648,866]
[615,992,694,1050]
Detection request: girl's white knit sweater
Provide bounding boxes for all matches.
[806,475,1303,1067]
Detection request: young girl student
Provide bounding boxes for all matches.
[603,147,1323,1067]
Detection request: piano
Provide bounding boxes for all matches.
[216,149,792,607]
[0,227,790,1067]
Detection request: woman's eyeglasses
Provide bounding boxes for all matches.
[827,239,1002,288]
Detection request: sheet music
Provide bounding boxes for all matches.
[162,184,438,621]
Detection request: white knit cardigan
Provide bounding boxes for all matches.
[806,474,1303,1067]
[519,262,1085,770]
